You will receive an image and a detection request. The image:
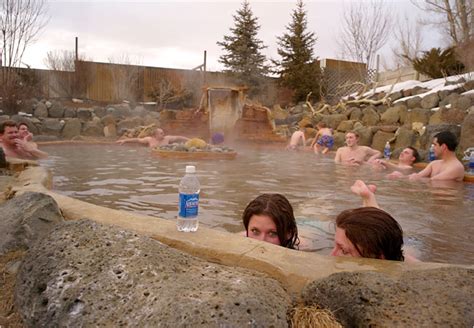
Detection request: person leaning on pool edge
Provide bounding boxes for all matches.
[242,193,300,249]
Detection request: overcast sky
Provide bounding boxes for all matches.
[22,0,445,72]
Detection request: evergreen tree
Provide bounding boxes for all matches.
[275,0,321,102]
[217,1,269,94]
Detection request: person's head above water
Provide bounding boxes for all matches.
[399,146,420,165]
[242,194,299,249]
[331,207,404,261]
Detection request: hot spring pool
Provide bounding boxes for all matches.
[40,143,474,265]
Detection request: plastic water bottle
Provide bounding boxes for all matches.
[429,144,436,162]
[469,151,474,175]
[383,141,391,160]
[177,165,200,232]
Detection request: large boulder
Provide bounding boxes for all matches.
[301,268,473,327]
[48,101,65,118]
[333,131,346,148]
[349,107,362,121]
[406,96,422,109]
[321,114,347,130]
[16,220,291,327]
[77,108,93,121]
[336,120,354,132]
[380,106,401,124]
[82,121,104,137]
[394,126,419,149]
[371,130,395,152]
[406,108,431,125]
[63,107,77,118]
[420,93,440,109]
[34,102,48,118]
[440,107,467,124]
[460,112,474,151]
[451,95,472,110]
[361,106,380,126]
[0,192,64,254]
[93,106,107,118]
[117,117,145,132]
[420,124,461,150]
[353,126,373,146]
[62,118,82,139]
[40,118,64,136]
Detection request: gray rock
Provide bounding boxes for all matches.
[16,220,291,327]
[380,106,401,124]
[17,98,37,115]
[117,117,145,131]
[451,95,472,111]
[460,113,474,151]
[420,93,439,109]
[388,91,403,102]
[92,106,107,118]
[110,103,132,117]
[333,132,346,148]
[0,192,64,254]
[77,108,93,121]
[322,114,347,130]
[353,126,373,146]
[45,101,52,109]
[82,122,104,137]
[394,126,418,149]
[34,102,48,118]
[406,96,422,109]
[103,124,117,138]
[371,130,395,152]
[48,101,65,118]
[420,124,461,150]
[62,118,82,139]
[131,105,148,117]
[361,106,380,126]
[63,107,76,118]
[349,108,362,121]
[301,268,474,327]
[439,107,467,124]
[101,114,117,126]
[406,108,431,125]
[336,120,354,132]
[429,110,443,125]
[40,118,63,136]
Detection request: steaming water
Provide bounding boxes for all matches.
[40,144,474,265]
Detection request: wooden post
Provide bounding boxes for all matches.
[75,37,78,61]
[203,50,207,85]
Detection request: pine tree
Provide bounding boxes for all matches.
[275,0,321,102]
[217,1,269,94]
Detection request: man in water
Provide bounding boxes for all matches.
[334,131,381,165]
[116,127,189,148]
[373,146,420,176]
[0,120,48,160]
[390,131,465,181]
[286,124,311,151]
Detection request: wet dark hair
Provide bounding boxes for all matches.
[0,120,17,134]
[434,131,458,151]
[336,207,404,261]
[407,146,420,163]
[242,194,299,249]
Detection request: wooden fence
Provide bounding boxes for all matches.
[1,59,384,107]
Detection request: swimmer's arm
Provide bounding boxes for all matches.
[116,137,150,145]
[408,162,434,180]
[366,148,382,163]
[15,139,48,159]
[310,132,321,148]
[334,149,342,163]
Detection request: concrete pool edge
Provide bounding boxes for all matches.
[10,164,472,296]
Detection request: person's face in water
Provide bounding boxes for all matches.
[330,227,361,257]
[18,124,29,138]
[155,128,165,140]
[247,214,280,246]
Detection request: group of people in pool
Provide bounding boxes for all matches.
[0,120,49,160]
[242,180,413,262]
[289,124,465,182]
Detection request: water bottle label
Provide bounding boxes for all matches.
[179,193,199,218]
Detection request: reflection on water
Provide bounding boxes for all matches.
[40,144,474,265]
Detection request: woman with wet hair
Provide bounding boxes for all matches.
[242,193,300,249]
[331,207,405,261]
